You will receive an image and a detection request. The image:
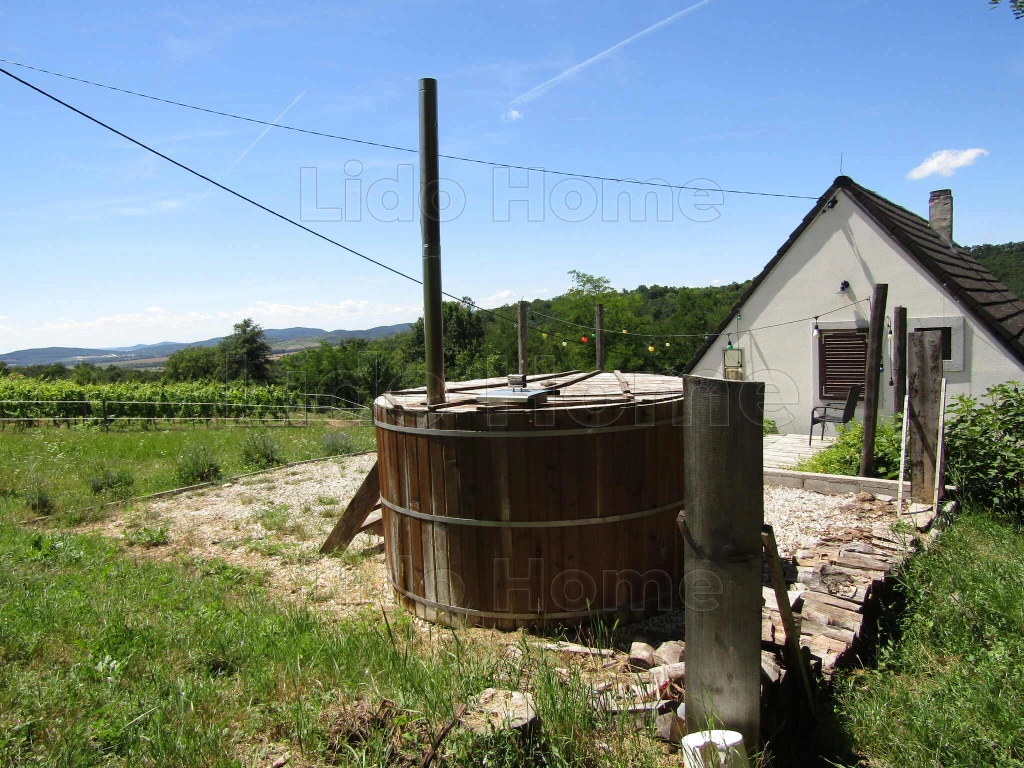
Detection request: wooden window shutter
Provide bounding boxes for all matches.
[818,329,867,400]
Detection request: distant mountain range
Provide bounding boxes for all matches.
[0,324,413,367]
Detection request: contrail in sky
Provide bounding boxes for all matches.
[502,0,713,115]
[224,90,307,174]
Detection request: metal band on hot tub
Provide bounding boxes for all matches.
[373,415,682,438]
[379,496,685,528]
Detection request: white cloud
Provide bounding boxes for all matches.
[711,279,721,286]
[503,109,523,121]
[146,307,166,313]
[481,290,518,308]
[907,148,989,180]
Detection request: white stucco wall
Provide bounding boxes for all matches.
[689,189,1024,435]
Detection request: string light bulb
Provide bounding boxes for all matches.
[562,340,567,347]
[648,344,656,352]
[581,334,588,343]
[726,334,734,350]
[812,317,820,338]
[665,341,671,347]
[542,332,548,339]
[622,329,628,334]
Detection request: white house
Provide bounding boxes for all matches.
[684,176,1024,436]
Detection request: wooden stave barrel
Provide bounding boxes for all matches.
[373,396,685,629]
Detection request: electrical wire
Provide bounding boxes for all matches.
[0,57,818,201]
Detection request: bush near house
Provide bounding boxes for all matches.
[794,417,904,479]
[944,382,1024,526]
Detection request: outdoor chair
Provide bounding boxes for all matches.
[809,384,861,445]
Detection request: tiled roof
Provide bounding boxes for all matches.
[684,176,1024,372]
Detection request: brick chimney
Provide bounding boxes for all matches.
[929,189,953,242]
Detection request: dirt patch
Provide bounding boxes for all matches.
[77,452,393,619]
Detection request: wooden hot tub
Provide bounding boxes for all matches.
[373,370,686,628]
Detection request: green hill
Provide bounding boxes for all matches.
[965,241,1024,300]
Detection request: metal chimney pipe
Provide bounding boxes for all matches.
[419,78,445,404]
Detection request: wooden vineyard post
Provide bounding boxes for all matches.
[860,283,888,477]
[892,306,907,415]
[320,461,381,554]
[682,375,764,744]
[907,330,943,503]
[518,300,528,376]
[595,303,605,371]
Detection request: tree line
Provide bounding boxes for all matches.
[1,274,748,406]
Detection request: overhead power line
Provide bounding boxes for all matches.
[0,57,819,201]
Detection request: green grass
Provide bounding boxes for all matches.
[833,512,1024,767]
[0,519,662,766]
[0,423,376,524]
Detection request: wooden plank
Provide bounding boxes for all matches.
[612,369,631,395]
[763,525,817,717]
[320,461,380,554]
[800,596,863,633]
[908,330,943,503]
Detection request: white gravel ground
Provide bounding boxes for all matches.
[81,453,895,626]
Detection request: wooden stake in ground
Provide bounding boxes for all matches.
[933,377,948,508]
[595,303,605,371]
[892,306,908,415]
[860,283,889,477]
[762,525,816,717]
[896,389,910,514]
[908,331,943,503]
[682,375,764,745]
[320,461,381,554]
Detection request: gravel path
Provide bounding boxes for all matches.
[80,452,393,618]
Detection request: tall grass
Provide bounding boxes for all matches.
[0,424,376,523]
[834,511,1024,767]
[0,520,660,766]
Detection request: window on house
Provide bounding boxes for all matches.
[818,329,868,400]
[913,326,953,361]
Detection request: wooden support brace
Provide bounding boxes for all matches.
[320,461,381,554]
[762,524,817,718]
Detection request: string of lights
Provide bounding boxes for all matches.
[0,56,819,201]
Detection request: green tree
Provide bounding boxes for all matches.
[0,361,7,377]
[410,299,488,381]
[163,346,222,381]
[990,0,1024,19]
[218,318,273,383]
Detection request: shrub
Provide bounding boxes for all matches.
[945,382,1024,523]
[795,416,904,479]
[174,443,222,486]
[763,419,778,436]
[24,482,54,515]
[125,525,170,547]
[321,431,356,457]
[239,429,284,469]
[89,466,136,500]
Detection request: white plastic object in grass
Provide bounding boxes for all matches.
[681,729,750,768]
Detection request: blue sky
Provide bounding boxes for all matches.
[1,0,1021,353]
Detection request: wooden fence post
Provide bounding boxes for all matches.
[595,303,605,371]
[908,330,943,503]
[892,306,907,415]
[682,375,764,746]
[518,300,528,376]
[860,283,888,477]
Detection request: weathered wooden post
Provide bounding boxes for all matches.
[892,306,907,415]
[419,77,445,405]
[682,375,764,746]
[908,330,943,502]
[595,303,605,371]
[518,300,528,376]
[860,283,888,477]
